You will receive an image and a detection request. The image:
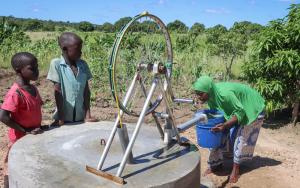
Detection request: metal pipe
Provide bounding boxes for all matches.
[139,77,164,139]
[97,73,138,170]
[177,114,207,133]
[173,98,194,104]
[116,78,158,177]
[117,124,134,164]
[154,112,169,119]
[152,113,164,140]
[158,78,181,144]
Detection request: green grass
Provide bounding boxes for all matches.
[0,31,246,95]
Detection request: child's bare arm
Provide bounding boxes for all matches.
[83,81,91,117]
[83,82,97,122]
[54,83,64,125]
[0,109,26,133]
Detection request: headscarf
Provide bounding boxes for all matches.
[192,76,220,109]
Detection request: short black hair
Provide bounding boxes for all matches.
[11,52,37,72]
[58,32,82,49]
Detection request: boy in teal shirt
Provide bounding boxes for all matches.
[47,32,96,125]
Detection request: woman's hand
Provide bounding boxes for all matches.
[211,123,226,132]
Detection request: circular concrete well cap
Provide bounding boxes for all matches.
[9,121,200,188]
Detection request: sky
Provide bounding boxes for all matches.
[1,0,299,28]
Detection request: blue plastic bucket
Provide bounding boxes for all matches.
[195,109,225,148]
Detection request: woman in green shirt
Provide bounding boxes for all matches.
[193,76,265,183]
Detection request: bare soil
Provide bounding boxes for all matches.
[0,68,299,188]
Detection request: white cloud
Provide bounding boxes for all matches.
[159,0,165,5]
[205,8,230,14]
[33,8,39,12]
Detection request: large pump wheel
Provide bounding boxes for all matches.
[109,11,173,117]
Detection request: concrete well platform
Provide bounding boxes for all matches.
[9,121,201,188]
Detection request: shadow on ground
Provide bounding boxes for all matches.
[263,108,295,130]
[205,156,282,188]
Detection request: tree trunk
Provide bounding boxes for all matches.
[225,55,235,80]
[292,99,299,126]
[292,82,300,126]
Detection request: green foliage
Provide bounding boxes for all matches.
[243,4,300,115]
[190,22,205,36]
[78,21,95,32]
[206,24,227,36]
[0,17,16,44]
[22,19,43,31]
[98,22,115,33]
[0,18,31,63]
[175,34,191,51]
[167,20,188,33]
[0,15,261,104]
[42,23,56,31]
[114,17,132,31]
[206,24,247,79]
[230,21,264,40]
[139,20,158,33]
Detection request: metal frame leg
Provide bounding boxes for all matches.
[139,78,164,139]
[158,78,181,144]
[97,73,138,170]
[116,78,158,177]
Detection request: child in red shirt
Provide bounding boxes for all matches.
[0,52,43,187]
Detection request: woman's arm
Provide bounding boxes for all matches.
[211,93,245,132]
[211,115,238,132]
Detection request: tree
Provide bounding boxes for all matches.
[230,21,264,40]
[98,22,115,33]
[114,17,132,31]
[23,19,43,31]
[42,23,55,31]
[167,20,188,33]
[190,22,205,35]
[0,18,16,44]
[139,20,158,33]
[206,24,227,35]
[206,24,246,79]
[78,21,94,32]
[243,4,300,125]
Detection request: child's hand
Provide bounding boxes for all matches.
[85,117,98,122]
[58,120,64,126]
[50,120,64,127]
[27,127,43,135]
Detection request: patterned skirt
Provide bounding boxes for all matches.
[208,115,264,167]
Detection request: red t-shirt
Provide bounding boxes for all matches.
[1,83,42,143]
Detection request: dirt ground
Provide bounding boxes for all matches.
[0,69,299,188]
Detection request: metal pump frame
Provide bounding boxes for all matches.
[86,11,206,185]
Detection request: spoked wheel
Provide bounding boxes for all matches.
[109,11,173,117]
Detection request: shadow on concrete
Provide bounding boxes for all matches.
[41,121,85,131]
[102,140,194,179]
